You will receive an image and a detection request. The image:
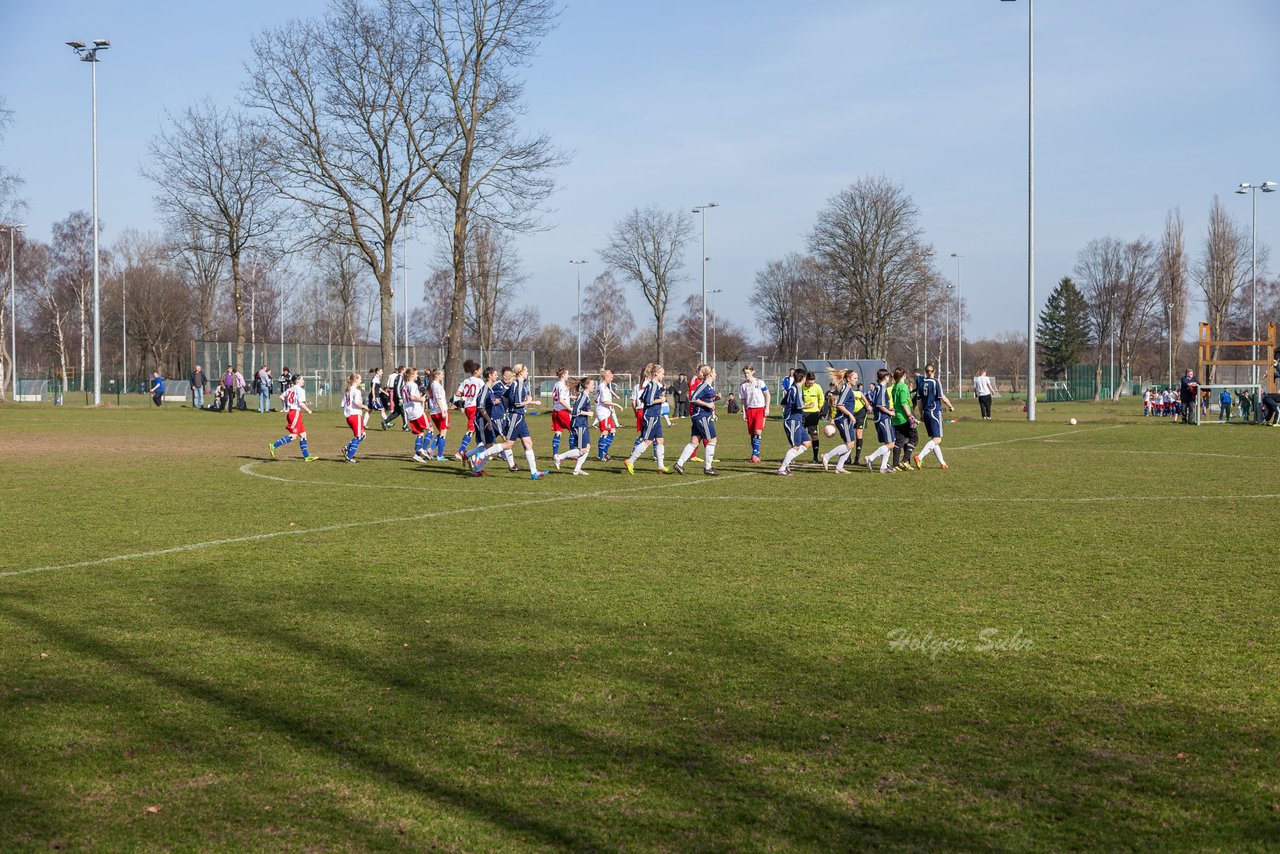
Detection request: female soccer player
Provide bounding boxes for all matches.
[801,370,825,463]
[427,367,450,461]
[739,365,770,463]
[624,363,669,474]
[674,365,721,475]
[269,374,317,461]
[913,363,955,470]
[777,367,811,475]
[821,369,858,473]
[864,368,897,473]
[367,367,385,428]
[594,368,623,460]
[453,360,484,460]
[472,364,547,479]
[341,372,369,462]
[550,367,573,457]
[399,367,432,462]
[553,376,596,475]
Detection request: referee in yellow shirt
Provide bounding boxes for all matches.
[801,371,825,464]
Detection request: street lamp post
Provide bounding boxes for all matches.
[570,260,587,375]
[691,203,719,365]
[2,224,25,400]
[951,253,964,398]
[66,38,110,405]
[1234,181,1276,385]
[1000,0,1034,420]
[709,288,723,364]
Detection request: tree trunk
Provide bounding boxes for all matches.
[231,252,245,372]
[445,182,470,387]
[654,309,664,365]
[379,258,394,371]
[79,297,86,391]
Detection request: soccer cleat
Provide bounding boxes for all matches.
[775,467,792,476]
[912,454,922,470]
[673,462,685,475]
[690,455,701,463]
[750,455,761,464]
[413,453,426,463]
[380,419,388,431]
[624,459,635,475]
[531,470,549,480]
[834,466,847,474]
[453,452,463,461]
[346,456,359,463]
[657,466,669,474]
[940,463,949,470]
[866,458,875,473]
[822,455,830,471]
[571,469,590,476]
[303,455,318,463]
[552,455,562,471]
[703,468,719,476]
[268,443,276,460]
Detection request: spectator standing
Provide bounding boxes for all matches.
[223,367,237,414]
[674,373,688,418]
[150,370,165,407]
[190,364,206,409]
[234,367,247,410]
[726,393,739,414]
[973,369,995,420]
[1218,389,1232,422]
[256,365,273,413]
[279,366,294,394]
[1178,370,1198,424]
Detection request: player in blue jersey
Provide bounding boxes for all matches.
[912,363,954,470]
[820,369,863,473]
[468,367,516,474]
[552,376,596,475]
[863,368,897,473]
[624,363,670,474]
[472,363,547,478]
[777,367,812,475]
[674,365,721,475]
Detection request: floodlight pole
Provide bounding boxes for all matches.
[4,225,25,399]
[68,39,109,404]
[1001,0,1034,419]
[121,269,126,393]
[951,253,964,398]
[692,203,718,365]
[571,260,587,375]
[1235,182,1276,385]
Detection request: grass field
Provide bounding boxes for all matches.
[1,398,1276,851]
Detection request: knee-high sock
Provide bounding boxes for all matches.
[477,443,502,459]
[552,432,561,455]
[457,433,471,456]
[867,444,888,465]
[503,449,515,466]
[568,429,577,451]
[828,445,851,467]
[781,446,803,470]
[346,435,364,458]
[627,441,647,465]
[704,443,716,471]
[573,449,588,472]
[933,443,947,466]
[524,448,538,472]
[273,435,294,449]
[655,443,665,468]
[597,433,608,459]
[918,439,937,460]
[853,437,863,463]
[299,438,309,457]
[436,435,447,457]
[677,442,698,467]
[633,434,644,453]
[891,446,901,467]
[812,437,820,461]
[751,435,761,457]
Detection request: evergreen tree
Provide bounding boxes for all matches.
[1037,276,1092,380]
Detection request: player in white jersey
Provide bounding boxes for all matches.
[739,365,770,463]
[340,372,369,462]
[551,367,573,458]
[453,359,484,459]
[426,368,450,461]
[594,368,623,460]
[269,373,317,461]
[399,368,432,462]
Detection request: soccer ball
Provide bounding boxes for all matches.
[822,424,838,437]
[1069,418,1078,425]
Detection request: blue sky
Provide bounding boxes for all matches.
[2,0,1277,341]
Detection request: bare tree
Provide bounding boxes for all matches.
[751,253,821,362]
[579,270,634,369]
[0,98,27,399]
[247,0,446,370]
[463,222,525,361]
[49,211,99,392]
[807,176,933,361]
[116,231,193,374]
[417,269,454,347]
[170,220,225,341]
[1073,236,1125,399]
[22,242,71,387]
[599,205,693,364]
[409,0,565,387]
[1192,197,1251,382]
[144,100,278,372]
[1157,208,1188,354]
[0,97,25,225]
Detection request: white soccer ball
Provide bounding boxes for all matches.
[1069,417,1078,425]
[823,423,838,437]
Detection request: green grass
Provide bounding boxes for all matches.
[0,399,1276,851]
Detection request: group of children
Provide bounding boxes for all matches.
[264,360,959,477]
[1142,386,1262,422]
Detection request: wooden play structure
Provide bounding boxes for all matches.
[1197,321,1278,393]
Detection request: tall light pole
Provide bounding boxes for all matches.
[67,38,110,405]
[570,260,587,375]
[951,253,964,398]
[945,284,954,394]
[709,288,723,364]
[121,268,126,393]
[1001,0,1034,420]
[1234,181,1276,385]
[2,224,25,399]
[691,203,719,365]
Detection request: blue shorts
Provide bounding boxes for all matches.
[692,416,716,441]
[641,414,664,441]
[923,410,943,439]
[874,418,894,444]
[505,412,530,441]
[570,423,590,449]
[834,418,855,444]
[783,416,807,447]
[481,422,499,444]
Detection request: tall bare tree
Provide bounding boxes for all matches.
[49,211,99,392]
[145,100,278,372]
[579,270,634,369]
[22,242,71,388]
[170,221,225,341]
[409,0,564,387]
[463,222,525,361]
[1193,197,1251,382]
[599,205,693,364]
[116,231,193,374]
[1073,236,1125,399]
[807,176,933,361]
[1157,208,1188,354]
[247,0,446,370]
[751,253,821,362]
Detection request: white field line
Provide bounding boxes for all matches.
[2,472,748,579]
[242,461,498,493]
[948,424,1125,450]
[595,491,1280,505]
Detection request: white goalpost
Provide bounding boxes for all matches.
[1191,383,1264,425]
